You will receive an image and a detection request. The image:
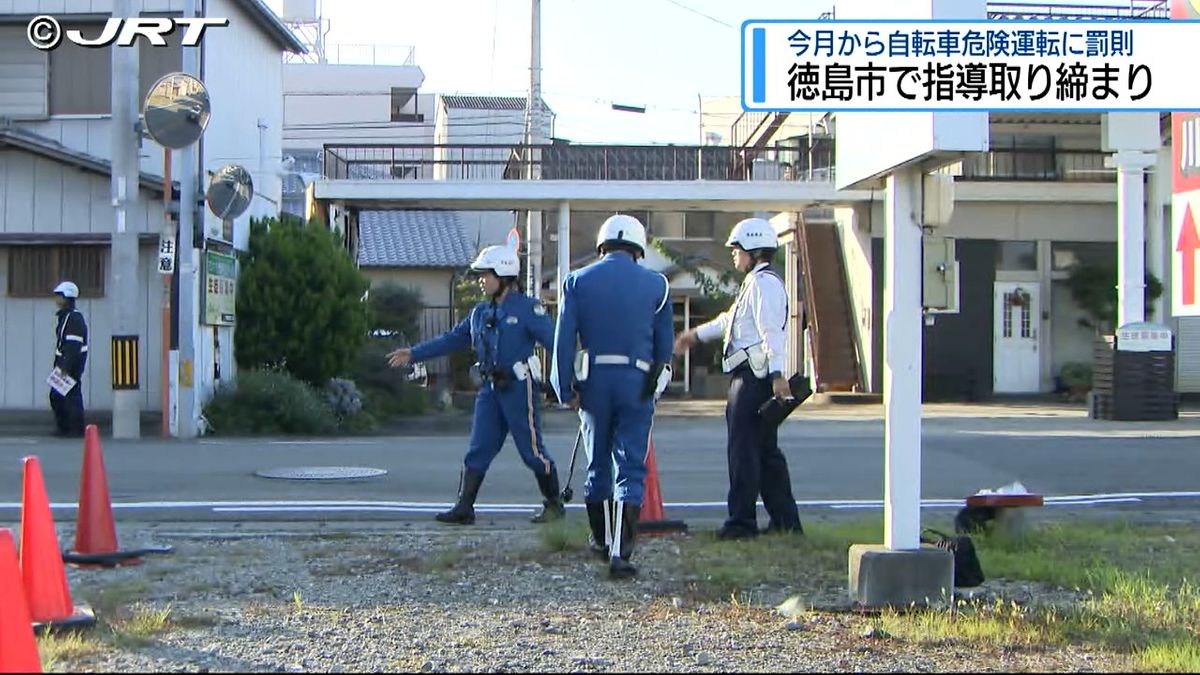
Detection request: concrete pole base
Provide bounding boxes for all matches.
[848,544,954,609]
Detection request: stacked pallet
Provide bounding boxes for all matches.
[1090,335,1179,421]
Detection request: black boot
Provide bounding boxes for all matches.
[586,501,609,560]
[435,468,484,525]
[609,503,641,580]
[530,471,566,524]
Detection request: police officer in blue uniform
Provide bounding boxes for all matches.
[50,281,89,438]
[551,214,674,578]
[387,246,563,525]
[675,218,804,539]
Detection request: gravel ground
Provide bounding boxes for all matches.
[42,519,1129,673]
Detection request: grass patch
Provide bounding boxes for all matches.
[108,603,174,648]
[37,630,104,671]
[537,515,590,553]
[677,518,876,599]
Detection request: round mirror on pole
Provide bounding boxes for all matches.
[206,164,254,221]
[143,73,211,149]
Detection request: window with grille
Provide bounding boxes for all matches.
[5,246,106,298]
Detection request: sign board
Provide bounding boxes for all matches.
[157,234,176,275]
[507,227,522,252]
[828,0,989,190]
[1116,322,1174,352]
[1172,0,1200,316]
[201,250,237,326]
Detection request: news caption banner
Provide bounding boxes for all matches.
[741,19,1200,112]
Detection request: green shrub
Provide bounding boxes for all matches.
[347,340,429,417]
[202,369,339,435]
[367,281,424,342]
[450,273,485,391]
[235,216,370,386]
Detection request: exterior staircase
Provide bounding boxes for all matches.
[796,215,862,392]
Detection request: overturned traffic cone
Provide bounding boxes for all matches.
[18,456,96,633]
[0,528,42,673]
[638,439,687,537]
[63,425,170,568]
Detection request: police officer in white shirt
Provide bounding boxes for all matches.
[674,217,804,539]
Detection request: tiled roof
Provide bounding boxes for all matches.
[440,95,552,113]
[357,210,475,269]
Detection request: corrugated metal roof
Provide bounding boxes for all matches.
[357,210,475,268]
[441,95,552,113]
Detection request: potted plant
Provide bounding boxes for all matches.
[1059,362,1092,402]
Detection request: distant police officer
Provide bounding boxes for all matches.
[50,281,89,437]
[674,218,803,539]
[551,214,674,579]
[387,246,563,525]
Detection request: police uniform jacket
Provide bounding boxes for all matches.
[696,262,788,376]
[551,252,674,403]
[411,291,555,378]
[54,305,89,379]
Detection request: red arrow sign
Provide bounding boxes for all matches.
[1178,204,1200,306]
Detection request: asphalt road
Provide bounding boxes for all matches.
[2,404,1199,524]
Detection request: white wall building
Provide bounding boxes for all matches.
[0,0,304,416]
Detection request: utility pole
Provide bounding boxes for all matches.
[524,0,543,298]
[176,0,200,438]
[111,0,142,439]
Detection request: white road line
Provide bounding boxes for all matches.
[0,491,1198,514]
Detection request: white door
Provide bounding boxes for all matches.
[993,282,1040,393]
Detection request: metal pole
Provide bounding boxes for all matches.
[161,149,172,437]
[883,168,922,551]
[556,201,570,302]
[525,0,543,299]
[176,0,200,438]
[111,0,142,439]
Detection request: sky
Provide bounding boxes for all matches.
[263,0,1171,145]
[265,0,831,144]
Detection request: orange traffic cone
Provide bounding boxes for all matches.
[18,456,96,632]
[63,425,152,568]
[0,528,42,673]
[638,439,687,536]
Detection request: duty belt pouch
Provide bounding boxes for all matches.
[512,361,529,382]
[746,344,770,379]
[469,363,484,388]
[574,349,589,383]
[527,354,543,382]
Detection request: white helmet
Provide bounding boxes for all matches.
[725,217,778,251]
[470,245,521,278]
[595,214,647,255]
[53,281,79,299]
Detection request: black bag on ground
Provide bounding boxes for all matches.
[920,528,985,588]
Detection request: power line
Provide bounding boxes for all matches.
[658,0,734,29]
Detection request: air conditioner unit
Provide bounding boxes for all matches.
[751,158,784,181]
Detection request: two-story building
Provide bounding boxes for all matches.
[0,0,304,417]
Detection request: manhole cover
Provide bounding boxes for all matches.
[254,466,388,480]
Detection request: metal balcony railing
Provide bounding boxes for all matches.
[945,149,1113,182]
[321,143,838,182]
[321,144,1113,184]
[986,0,1169,20]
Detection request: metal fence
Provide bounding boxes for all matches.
[322,142,837,183]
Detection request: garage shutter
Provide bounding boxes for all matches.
[1176,317,1200,393]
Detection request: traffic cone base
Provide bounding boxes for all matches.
[0,528,42,673]
[68,425,171,568]
[19,456,97,632]
[31,604,96,636]
[639,439,687,537]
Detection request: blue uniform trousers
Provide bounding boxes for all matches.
[465,377,555,478]
[724,366,802,534]
[580,367,653,506]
